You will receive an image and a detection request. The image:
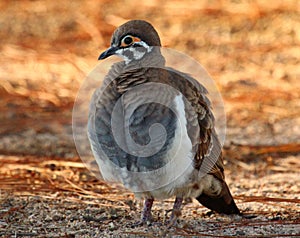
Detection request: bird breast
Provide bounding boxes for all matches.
[88,78,203,197]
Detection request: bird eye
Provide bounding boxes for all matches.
[121,35,140,47]
[123,36,133,45]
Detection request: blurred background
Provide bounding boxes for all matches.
[1,0,299,157]
[0,0,299,236]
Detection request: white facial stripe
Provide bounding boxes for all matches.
[128,47,146,61]
[115,48,130,64]
[115,41,153,64]
[136,41,153,53]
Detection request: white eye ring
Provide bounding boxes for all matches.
[120,35,140,47]
[122,36,133,45]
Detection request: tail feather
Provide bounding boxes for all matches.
[196,181,240,215]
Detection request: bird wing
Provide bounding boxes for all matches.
[90,64,225,180]
[115,66,225,180]
[165,68,225,181]
[165,69,241,214]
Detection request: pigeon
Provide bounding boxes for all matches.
[88,19,240,225]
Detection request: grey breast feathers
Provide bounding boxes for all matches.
[88,63,222,178]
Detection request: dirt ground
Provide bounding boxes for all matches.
[0,0,300,237]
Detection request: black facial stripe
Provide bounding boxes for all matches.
[132,44,141,48]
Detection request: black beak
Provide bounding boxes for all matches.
[98,46,119,60]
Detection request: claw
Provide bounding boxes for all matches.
[131,220,149,228]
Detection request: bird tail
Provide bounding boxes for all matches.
[196,181,240,215]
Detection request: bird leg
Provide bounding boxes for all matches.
[141,198,154,223]
[168,196,183,226]
[131,198,154,227]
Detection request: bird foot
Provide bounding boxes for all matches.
[131,220,164,227]
[131,198,154,227]
[166,212,181,228]
[131,219,151,227]
[166,197,183,228]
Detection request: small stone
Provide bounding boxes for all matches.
[236,230,246,236]
[44,215,52,222]
[109,222,115,231]
[53,214,63,221]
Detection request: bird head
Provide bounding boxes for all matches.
[98,20,162,64]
